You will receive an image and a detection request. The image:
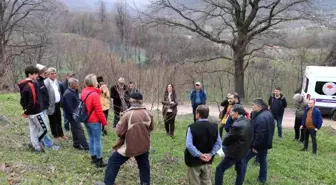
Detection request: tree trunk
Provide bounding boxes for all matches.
[234,53,245,101]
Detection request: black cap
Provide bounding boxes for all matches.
[130,92,143,100]
[97,76,104,83]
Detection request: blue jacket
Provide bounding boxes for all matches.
[62,88,79,122]
[190,89,207,106]
[251,109,275,150]
[301,107,323,129]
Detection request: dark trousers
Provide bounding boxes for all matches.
[69,120,89,149]
[103,110,109,120]
[113,111,120,128]
[164,112,176,136]
[294,118,304,141]
[304,128,317,153]
[48,103,64,138]
[103,110,109,134]
[215,156,244,185]
[104,152,150,185]
[219,124,225,139]
[192,104,201,123]
[242,149,268,183]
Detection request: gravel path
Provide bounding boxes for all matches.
[144,103,336,129]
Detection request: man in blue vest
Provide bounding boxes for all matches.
[190,82,207,123]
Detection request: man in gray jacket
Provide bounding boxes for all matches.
[293,93,307,142]
[44,68,66,139]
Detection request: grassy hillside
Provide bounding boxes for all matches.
[0,93,336,184]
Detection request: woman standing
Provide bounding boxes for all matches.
[81,74,107,168]
[97,76,110,135]
[162,84,178,137]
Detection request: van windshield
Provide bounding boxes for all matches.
[315,81,336,96]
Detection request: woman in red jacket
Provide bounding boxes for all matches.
[81,74,107,168]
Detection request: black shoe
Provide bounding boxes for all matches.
[312,151,317,155]
[34,148,45,153]
[300,148,308,152]
[74,146,89,151]
[91,155,97,164]
[299,140,304,143]
[96,158,107,168]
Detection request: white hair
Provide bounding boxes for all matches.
[68,78,78,87]
[84,74,97,87]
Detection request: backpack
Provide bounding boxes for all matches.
[73,91,95,123]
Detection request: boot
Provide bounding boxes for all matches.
[91,156,97,164]
[96,158,107,168]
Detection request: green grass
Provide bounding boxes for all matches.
[1,93,336,185]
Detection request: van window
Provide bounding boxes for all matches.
[314,81,336,96]
[303,77,309,93]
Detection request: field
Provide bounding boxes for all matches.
[1,93,336,185]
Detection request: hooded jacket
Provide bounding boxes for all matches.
[293,94,308,119]
[18,79,42,115]
[36,76,49,110]
[268,94,287,116]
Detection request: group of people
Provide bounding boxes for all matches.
[184,83,323,185]
[18,65,323,185]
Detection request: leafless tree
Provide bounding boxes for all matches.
[98,0,107,23]
[0,0,56,81]
[141,0,312,99]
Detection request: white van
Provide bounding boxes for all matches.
[301,66,336,115]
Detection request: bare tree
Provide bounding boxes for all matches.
[141,0,312,98]
[98,0,107,23]
[0,0,56,80]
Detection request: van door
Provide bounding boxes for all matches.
[313,79,336,109]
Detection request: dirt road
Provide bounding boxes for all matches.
[145,103,336,129]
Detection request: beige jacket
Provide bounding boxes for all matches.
[113,106,154,157]
[100,86,110,111]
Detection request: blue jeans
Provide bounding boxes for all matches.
[85,123,102,158]
[104,152,150,185]
[215,156,244,185]
[41,110,54,148]
[242,149,268,183]
[274,115,283,137]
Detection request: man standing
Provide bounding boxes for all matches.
[224,93,250,133]
[44,68,66,139]
[215,104,254,185]
[62,78,89,151]
[185,105,221,185]
[219,93,232,139]
[128,81,139,94]
[36,64,60,150]
[293,93,307,142]
[60,73,75,131]
[100,92,154,185]
[110,77,130,128]
[190,82,207,123]
[18,66,48,153]
[300,99,323,154]
[242,99,275,184]
[268,87,287,138]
